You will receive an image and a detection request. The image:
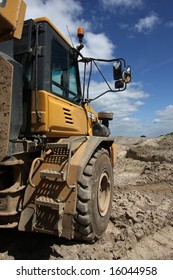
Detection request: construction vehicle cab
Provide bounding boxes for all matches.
[0,0,131,243]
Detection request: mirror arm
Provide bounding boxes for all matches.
[77,56,129,103]
[88,86,126,103]
[93,60,112,91]
[86,90,112,103]
[87,60,93,100]
[93,57,126,64]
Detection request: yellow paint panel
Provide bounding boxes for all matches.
[84,103,98,136]
[0,0,26,40]
[48,94,87,135]
[32,91,88,137]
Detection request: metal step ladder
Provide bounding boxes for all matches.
[39,143,69,182]
[33,196,65,236]
[40,169,66,181]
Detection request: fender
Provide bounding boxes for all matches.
[67,135,118,188]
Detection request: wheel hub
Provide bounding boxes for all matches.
[98,171,111,217]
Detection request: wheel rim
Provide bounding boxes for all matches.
[97,171,111,217]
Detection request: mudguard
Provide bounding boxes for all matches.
[67,135,117,188]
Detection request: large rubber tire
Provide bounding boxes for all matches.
[75,148,113,243]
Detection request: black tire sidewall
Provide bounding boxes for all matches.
[90,152,113,238]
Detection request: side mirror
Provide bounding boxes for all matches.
[113,59,131,90]
[115,80,124,89]
[113,60,123,80]
[122,66,131,83]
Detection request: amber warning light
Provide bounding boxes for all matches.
[77,27,84,43]
[76,27,84,51]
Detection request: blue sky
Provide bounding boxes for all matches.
[25,0,173,137]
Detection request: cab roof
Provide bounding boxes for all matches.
[34,17,72,47]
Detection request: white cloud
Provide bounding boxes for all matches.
[111,104,173,137]
[118,23,129,29]
[90,80,149,119]
[135,13,161,33]
[156,105,173,123]
[165,21,173,28]
[24,0,115,59]
[134,101,144,106]
[110,117,147,136]
[25,0,88,36]
[101,0,143,9]
[152,118,160,123]
[82,32,115,59]
[89,80,173,137]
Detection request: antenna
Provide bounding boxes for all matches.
[66,25,74,48]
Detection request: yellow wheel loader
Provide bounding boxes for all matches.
[0,0,131,242]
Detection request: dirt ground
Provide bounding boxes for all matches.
[0,135,173,260]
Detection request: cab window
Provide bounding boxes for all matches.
[51,39,81,103]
